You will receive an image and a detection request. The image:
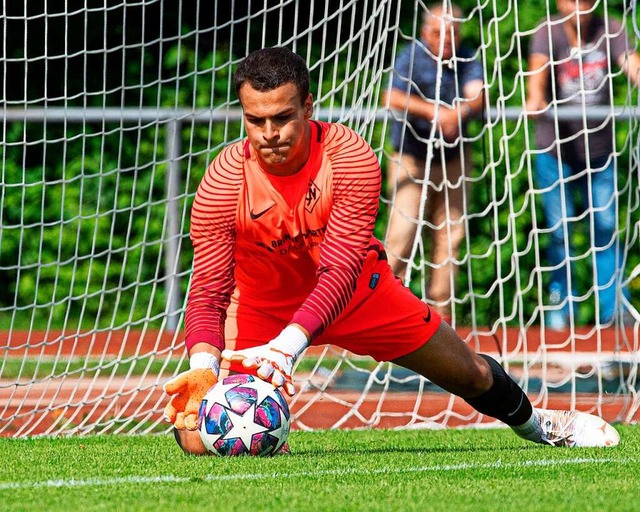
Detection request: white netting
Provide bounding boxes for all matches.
[0,0,638,436]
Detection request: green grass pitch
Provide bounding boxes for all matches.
[1,425,639,512]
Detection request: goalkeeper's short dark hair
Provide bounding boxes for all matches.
[234,47,310,106]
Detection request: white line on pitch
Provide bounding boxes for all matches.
[0,457,628,490]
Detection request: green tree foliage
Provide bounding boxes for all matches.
[1,1,637,328]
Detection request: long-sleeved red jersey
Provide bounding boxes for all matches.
[184,121,383,352]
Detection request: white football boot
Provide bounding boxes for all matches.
[536,409,620,447]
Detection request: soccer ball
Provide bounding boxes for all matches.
[198,373,291,456]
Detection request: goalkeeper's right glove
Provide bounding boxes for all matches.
[221,325,309,397]
[163,352,219,430]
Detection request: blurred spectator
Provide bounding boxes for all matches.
[526,0,640,329]
[382,2,484,323]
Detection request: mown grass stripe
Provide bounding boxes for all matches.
[0,456,625,490]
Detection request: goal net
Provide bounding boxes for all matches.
[1,0,639,436]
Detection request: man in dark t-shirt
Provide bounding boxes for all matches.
[383,3,483,323]
[526,0,640,329]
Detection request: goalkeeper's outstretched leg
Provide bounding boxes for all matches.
[392,320,619,448]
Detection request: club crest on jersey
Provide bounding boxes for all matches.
[305,179,321,213]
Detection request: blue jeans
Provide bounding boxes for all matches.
[534,152,626,323]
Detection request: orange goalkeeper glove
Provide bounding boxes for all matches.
[163,353,219,430]
[222,325,309,397]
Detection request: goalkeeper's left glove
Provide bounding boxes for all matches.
[163,352,219,430]
[221,325,309,396]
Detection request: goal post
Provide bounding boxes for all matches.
[1,0,639,436]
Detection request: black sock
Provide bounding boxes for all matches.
[464,354,533,427]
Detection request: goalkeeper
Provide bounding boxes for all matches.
[164,46,619,454]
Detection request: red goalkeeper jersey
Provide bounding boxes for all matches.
[184,121,384,352]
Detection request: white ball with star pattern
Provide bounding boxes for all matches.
[197,373,291,456]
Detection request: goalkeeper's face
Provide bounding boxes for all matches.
[239,81,314,177]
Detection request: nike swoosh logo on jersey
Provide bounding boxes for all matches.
[423,307,432,323]
[250,204,275,220]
